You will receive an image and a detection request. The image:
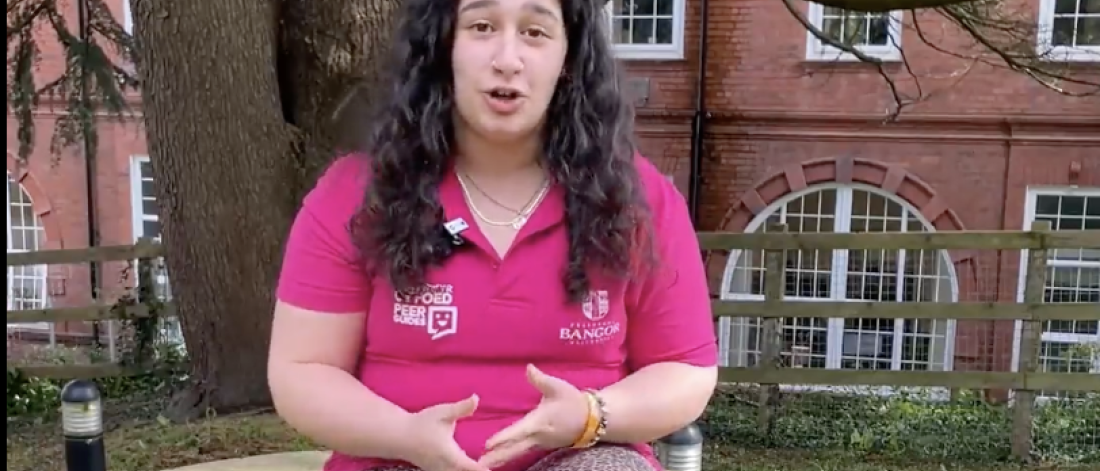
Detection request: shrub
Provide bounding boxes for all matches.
[700,386,1099,465]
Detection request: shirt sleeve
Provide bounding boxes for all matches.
[275,156,373,313]
[625,168,718,371]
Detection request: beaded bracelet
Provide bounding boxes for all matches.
[570,389,608,449]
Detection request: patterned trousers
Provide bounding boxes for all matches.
[367,445,655,471]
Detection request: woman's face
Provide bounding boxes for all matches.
[451,0,569,144]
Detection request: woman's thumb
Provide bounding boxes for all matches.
[440,394,479,421]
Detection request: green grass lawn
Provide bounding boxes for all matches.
[7,411,1081,471]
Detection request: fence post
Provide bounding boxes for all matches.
[61,379,107,471]
[134,237,158,362]
[756,223,787,439]
[1010,220,1050,462]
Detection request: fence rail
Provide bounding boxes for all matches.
[6,227,1100,460]
[6,238,171,378]
[700,222,1099,460]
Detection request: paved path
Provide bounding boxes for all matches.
[165,451,329,471]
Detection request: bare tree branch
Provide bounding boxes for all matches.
[813,0,982,12]
[786,0,1099,120]
[783,0,921,118]
[7,0,1097,164]
[937,1,1099,96]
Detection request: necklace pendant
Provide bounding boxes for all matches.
[511,215,528,230]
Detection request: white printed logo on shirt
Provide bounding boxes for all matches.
[393,284,458,340]
[560,290,620,346]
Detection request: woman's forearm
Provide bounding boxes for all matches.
[596,362,717,444]
[270,362,418,460]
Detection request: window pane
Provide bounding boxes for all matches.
[867,15,891,45]
[1040,341,1095,373]
[656,18,673,44]
[612,19,630,43]
[1062,196,1086,215]
[10,202,26,227]
[143,220,162,237]
[656,0,673,15]
[142,180,156,198]
[632,18,655,43]
[1087,197,1100,216]
[1079,17,1100,46]
[1055,0,1079,14]
[142,198,159,218]
[1053,17,1077,46]
[1036,195,1060,216]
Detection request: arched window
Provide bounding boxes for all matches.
[7,172,50,314]
[720,183,958,372]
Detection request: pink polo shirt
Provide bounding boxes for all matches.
[276,154,717,471]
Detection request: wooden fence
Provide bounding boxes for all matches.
[6,238,172,378]
[698,221,1100,459]
[6,225,1099,459]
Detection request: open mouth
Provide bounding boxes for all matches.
[488,88,522,100]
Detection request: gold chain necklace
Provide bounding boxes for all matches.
[456,172,549,230]
[463,175,524,214]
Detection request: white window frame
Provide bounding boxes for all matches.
[805,3,903,62]
[6,172,54,334]
[604,0,686,60]
[1011,186,1100,400]
[1036,0,1100,63]
[129,156,183,346]
[719,183,959,398]
[122,0,133,34]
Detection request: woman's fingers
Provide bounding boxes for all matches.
[484,413,539,450]
[448,442,491,471]
[478,437,537,469]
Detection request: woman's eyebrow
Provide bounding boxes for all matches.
[459,0,497,14]
[458,0,561,24]
[522,2,561,23]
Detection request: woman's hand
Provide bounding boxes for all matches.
[403,395,490,471]
[478,365,590,468]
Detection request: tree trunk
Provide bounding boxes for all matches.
[132,0,299,419]
[277,0,401,200]
[131,0,399,420]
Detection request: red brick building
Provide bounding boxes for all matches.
[7,1,1099,385]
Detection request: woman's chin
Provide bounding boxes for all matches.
[472,119,538,143]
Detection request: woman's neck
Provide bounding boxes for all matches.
[453,130,542,177]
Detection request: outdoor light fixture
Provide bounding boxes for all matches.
[656,422,704,471]
[61,379,108,471]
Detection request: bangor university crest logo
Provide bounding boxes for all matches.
[581,290,610,321]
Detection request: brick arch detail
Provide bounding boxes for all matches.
[711,156,989,366]
[718,157,968,234]
[6,152,63,249]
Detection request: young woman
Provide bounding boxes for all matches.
[267,0,718,469]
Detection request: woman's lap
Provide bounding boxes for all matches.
[528,445,655,471]
[365,445,654,471]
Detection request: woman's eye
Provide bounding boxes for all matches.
[471,22,493,33]
[524,28,547,38]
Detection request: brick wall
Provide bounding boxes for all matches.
[6,0,1099,368]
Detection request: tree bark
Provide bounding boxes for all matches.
[278,0,401,201]
[130,0,399,420]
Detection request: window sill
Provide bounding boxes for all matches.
[1035,46,1100,64]
[805,50,902,63]
[612,46,685,62]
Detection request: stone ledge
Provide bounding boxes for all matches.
[164,451,329,471]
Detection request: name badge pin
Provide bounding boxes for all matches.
[444,218,469,236]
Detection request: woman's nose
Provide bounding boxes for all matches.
[490,37,524,76]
